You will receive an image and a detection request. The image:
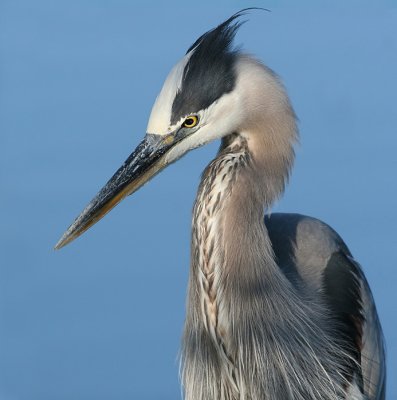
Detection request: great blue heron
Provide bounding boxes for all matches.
[55,10,386,400]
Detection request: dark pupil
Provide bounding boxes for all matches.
[185,118,194,126]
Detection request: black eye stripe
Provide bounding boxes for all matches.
[170,15,239,126]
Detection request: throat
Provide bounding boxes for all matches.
[192,134,250,336]
[183,132,302,397]
[190,132,285,346]
[189,135,253,393]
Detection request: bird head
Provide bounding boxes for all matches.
[55,9,294,249]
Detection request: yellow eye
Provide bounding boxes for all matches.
[182,115,199,128]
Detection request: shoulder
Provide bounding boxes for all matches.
[265,213,350,280]
[265,212,349,252]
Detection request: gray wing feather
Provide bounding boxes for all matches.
[265,213,386,399]
[348,255,386,400]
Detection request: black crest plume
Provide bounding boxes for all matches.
[170,10,252,125]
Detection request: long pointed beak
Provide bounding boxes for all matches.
[55,133,177,249]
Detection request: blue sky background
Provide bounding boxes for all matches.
[1,1,396,399]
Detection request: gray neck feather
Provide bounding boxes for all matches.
[181,61,352,400]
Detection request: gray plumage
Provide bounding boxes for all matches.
[55,10,386,400]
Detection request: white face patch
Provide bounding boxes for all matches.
[146,51,193,136]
